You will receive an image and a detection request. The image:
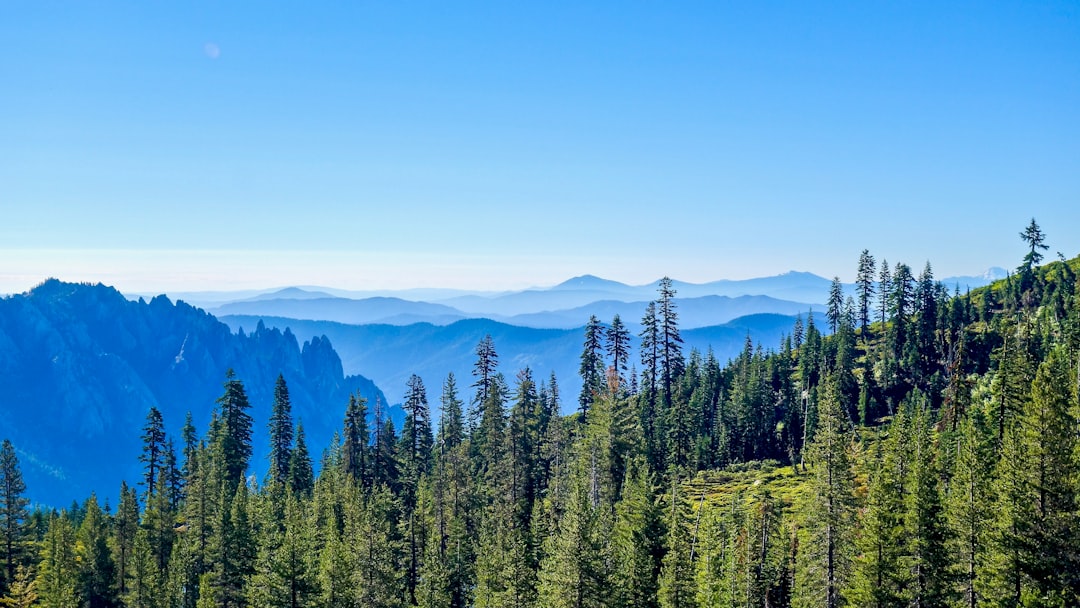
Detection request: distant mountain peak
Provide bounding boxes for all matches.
[247,287,337,302]
[551,275,630,291]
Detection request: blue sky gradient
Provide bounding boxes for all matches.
[2,2,1078,292]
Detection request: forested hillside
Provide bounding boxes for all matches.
[1,223,1078,607]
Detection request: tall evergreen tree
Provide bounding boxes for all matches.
[1019,218,1048,272]
[471,336,500,430]
[77,496,118,608]
[37,513,78,608]
[400,374,434,605]
[847,437,904,607]
[947,411,994,608]
[903,400,953,607]
[658,477,694,608]
[640,301,662,470]
[124,528,159,608]
[536,462,610,608]
[341,394,369,485]
[267,375,294,486]
[215,370,254,487]
[856,250,877,338]
[0,440,29,593]
[605,314,631,392]
[1017,345,1080,601]
[578,315,607,421]
[796,380,855,608]
[612,458,662,608]
[287,424,314,496]
[140,408,167,497]
[112,482,140,597]
[878,259,892,328]
[438,373,465,451]
[657,277,685,411]
[247,493,317,608]
[827,276,844,334]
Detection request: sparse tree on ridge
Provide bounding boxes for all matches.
[855,250,876,337]
[1019,217,1048,272]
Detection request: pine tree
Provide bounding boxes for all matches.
[796,380,855,608]
[878,259,892,328]
[77,495,118,608]
[268,375,294,486]
[341,394,369,485]
[434,374,474,608]
[827,276,844,334]
[579,315,607,421]
[1018,345,1080,601]
[123,529,159,608]
[400,374,434,605]
[847,437,904,607]
[315,522,353,608]
[349,485,403,608]
[401,375,435,488]
[439,373,465,451]
[471,336,500,431]
[657,277,685,411]
[37,514,78,608]
[213,481,255,608]
[612,458,661,608]
[247,493,317,608]
[181,413,198,480]
[370,401,399,492]
[606,314,631,392]
[415,500,452,608]
[215,370,254,487]
[536,463,610,608]
[0,440,29,593]
[287,424,314,496]
[980,425,1031,606]
[903,401,953,607]
[143,476,175,577]
[658,476,694,608]
[856,250,877,338]
[1019,218,1048,272]
[988,320,1033,450]
[112,482,139,597]
[472,374,508,489]
[947,411,994,608]
[140,408,167,497]
[640,301,662,471]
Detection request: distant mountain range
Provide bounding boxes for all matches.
[0,280,396,507]
[211,293,820,330]
[161,268,1009,322]
[220,312,808,407]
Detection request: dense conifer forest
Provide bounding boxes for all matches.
[2,221,1078,607]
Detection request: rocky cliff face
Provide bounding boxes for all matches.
[0,279,390,506]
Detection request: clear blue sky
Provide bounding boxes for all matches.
[2,2,1078,293]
